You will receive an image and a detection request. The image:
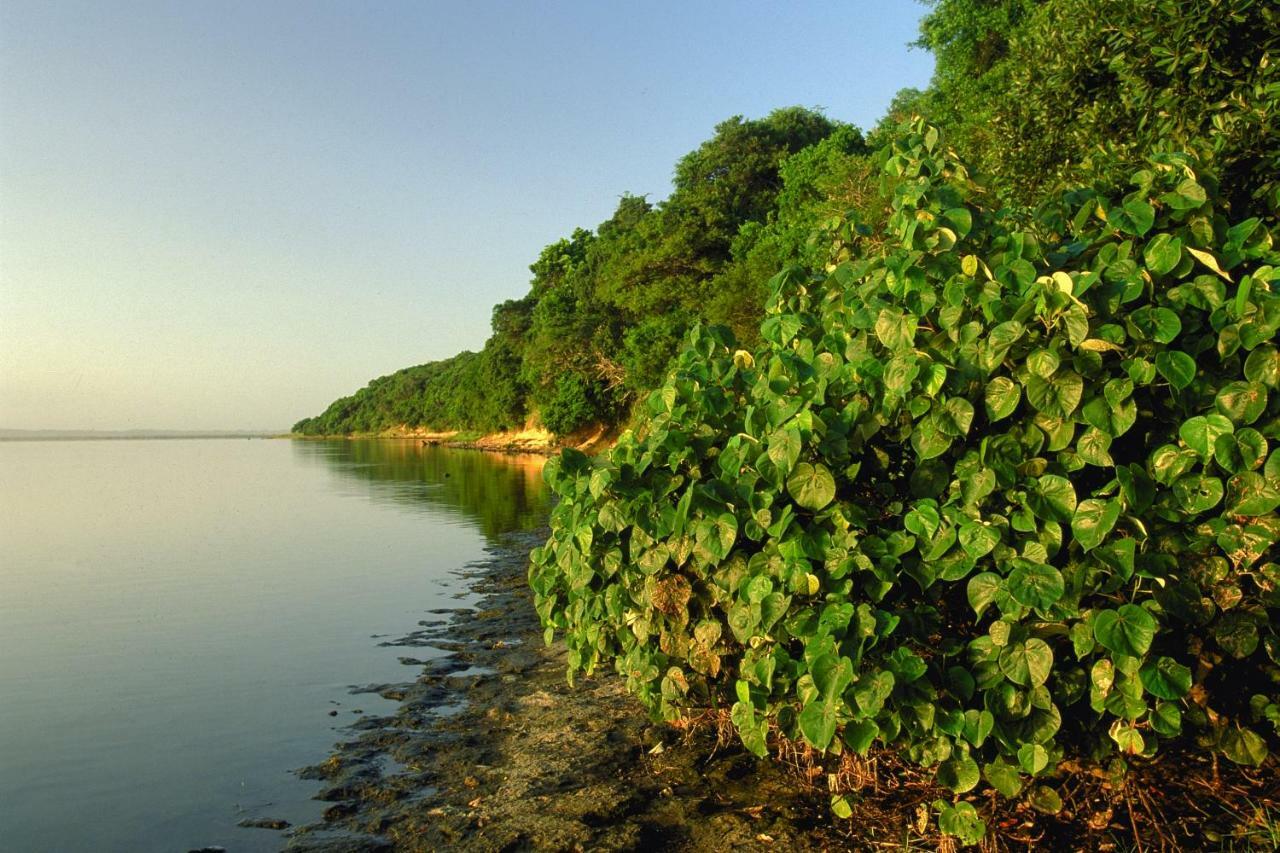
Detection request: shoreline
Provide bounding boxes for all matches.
[286,423,617,458]
[282,530,847,852]
[277,486,1280,851]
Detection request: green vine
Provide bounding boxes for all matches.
[530,121,1280,833]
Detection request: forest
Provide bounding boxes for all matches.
[295,0,1276,441]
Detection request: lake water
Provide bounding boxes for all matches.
[0,438,549,852]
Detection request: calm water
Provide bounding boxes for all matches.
[0,438,548,852]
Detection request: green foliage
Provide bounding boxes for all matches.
[531,123,1280,823]
[919,0,1280,223]
[291,350,522,436]
[296,109,856,438]
[540,373,610,437]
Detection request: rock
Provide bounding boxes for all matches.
[284,834,392,853]
[237,817,291,830]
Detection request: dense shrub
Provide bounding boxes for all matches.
[919,0,1280,224]
[539,373,608,436]
[530,122,1280,831]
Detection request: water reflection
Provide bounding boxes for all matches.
[0,438,551,852]
[291,440,551,541]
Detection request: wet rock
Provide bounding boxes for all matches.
[291,528,843,852]
[284,833,392,853]
[237,817,290,830]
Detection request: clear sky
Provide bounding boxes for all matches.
[0,1,933,431]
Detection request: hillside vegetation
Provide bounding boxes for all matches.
[530,0,1280,846]
[293,108,878,436]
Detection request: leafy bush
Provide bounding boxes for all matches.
[540,373,608,436]
[530,122,1280,822]
[919,0,1280,224]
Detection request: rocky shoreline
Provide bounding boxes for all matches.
[280,529,847,853]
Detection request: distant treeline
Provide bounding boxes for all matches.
[294,107,879,436]
[295,0,1277,438]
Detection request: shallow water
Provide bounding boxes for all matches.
[0,438,548,852]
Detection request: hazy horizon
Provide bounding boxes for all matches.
[0,422,282,432]
[0,1,933,431]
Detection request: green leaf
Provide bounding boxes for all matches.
[937,753,981,793]
[963,709,994,747]
[696,512,738,562]
[1226,472,1280,516]
[767,426,801,476]
[1215,381,1268,426]
[1006,562,1064,610]
[875,308,917,351]
[1172,474,1224,514]
[1072,622,1095,658]
[1072,498,1120,551]
[943,206,973,238]
[967,572,1002,618]
[798,700,838,750]
[984,759,1023,797]
[1215,613,1259,659]
[1134,307,1181,344]
[1180,414,1234,459]
[1028,474,1077,523]
[937,800,986,845]
[1077,428,1113,467]
[1064,304,1089,345]
[1122,198,1155,235]
[985,377,1021,421]
[843,719,879,754]
[1018,743,1049,775]
[1150,701,1182,736]
[1111,722,1145,754]
[1027,786,1063,815]
[1139,656,1192,700]
[1093,605,1157,657]
[787,462,836,511]
[744,574,773,604]
[830,794,853,820]
[1143,233,1182,275]
[999,639,1053,687]
[1220,727,1268,767]
[940,397,975,436]
[1244,345,1280,389]
[1155,350,1196,389]
[1188,246,1232,281]
[1214,429,1268,474]
[958,522,1000,559]
[853,670,895,717]
[1163,177,1207,210]
[1026,371,1084,418]
[1027,349,1061,378]
[911,417,952,461]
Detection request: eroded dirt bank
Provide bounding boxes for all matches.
[281,530,848,853]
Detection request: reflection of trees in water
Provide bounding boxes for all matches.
[291,440,551,541]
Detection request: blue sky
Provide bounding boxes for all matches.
[0,1,933,430]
